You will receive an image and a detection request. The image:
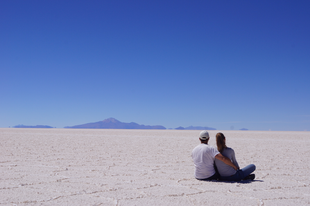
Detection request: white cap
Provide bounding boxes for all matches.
[199,130,210,140]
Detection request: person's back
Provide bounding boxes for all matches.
[215,132,256,181]
[192,144,219,179]
[215,147,239,177]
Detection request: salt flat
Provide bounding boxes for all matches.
[0,128,309,205]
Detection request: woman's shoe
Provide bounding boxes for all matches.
[244,174,255,180]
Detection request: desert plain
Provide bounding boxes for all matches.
[0,128,309,205]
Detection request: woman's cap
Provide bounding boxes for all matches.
[199,130,210,140]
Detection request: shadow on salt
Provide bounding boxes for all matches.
[198,179,264,184]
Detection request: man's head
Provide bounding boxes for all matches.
[199,130,210,143]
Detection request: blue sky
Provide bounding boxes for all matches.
[1,0,310,131]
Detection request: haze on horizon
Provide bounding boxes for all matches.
[1,1,310,131]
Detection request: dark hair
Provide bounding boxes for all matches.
[216,132,227,153]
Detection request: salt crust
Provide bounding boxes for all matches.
[0,128,309,205]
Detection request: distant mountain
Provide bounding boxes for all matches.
[240,128,249,130]
[175,126,216,130]
[175,126,185,130]
[13,125,54,128]
[65,118,166,129]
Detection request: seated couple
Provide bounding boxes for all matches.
[191,131,256,181]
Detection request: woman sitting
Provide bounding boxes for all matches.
[215,132,256,181]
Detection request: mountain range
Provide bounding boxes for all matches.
[13,125,54,128]
[65,118,166,129]
[12,118,248,130]
[175,126,216,130]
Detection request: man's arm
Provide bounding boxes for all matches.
[215,153,238,170]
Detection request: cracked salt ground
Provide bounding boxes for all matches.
[1,129,310,205]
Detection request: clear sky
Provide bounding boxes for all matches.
[1,0,310,131]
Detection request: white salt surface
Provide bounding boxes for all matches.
[1,129,310,205]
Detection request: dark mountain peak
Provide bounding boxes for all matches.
[102,118,120,123]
